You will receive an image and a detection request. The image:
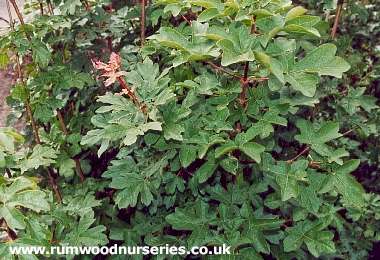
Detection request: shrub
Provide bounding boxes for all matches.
[0,0,379,259]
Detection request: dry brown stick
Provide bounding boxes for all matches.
[140,0,146,46]
[331,0,344,39]
[56,110,85,182]
[7,0,62,203]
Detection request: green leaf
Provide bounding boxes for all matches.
[60,0,82,15]
[104,155,169,208]
[220,156,239,175]
[149,27,219,62]
[295,120,344,158]
[293,44,350,78]
[270,160,308,201]
[239,142,265,163]
[215,142,238,158]
[240,202,283,254]
[165,200,216,246]
[216,25,257,66]
[63,211,108,246]
[163,4,182,16]
[285,72,319,97]
[19,145,57,173]
[284,220,335,257]
[179,145,197,167]
[59,158,76,178]
[195,160,217,183]
[331,160,365,208]
[198,8,220,22]
[0,51,9,69]
[166,200,216,230]
[284,44,350,96]
[31,40,51,68]
[0,177,50,230]
[285,6,308,21]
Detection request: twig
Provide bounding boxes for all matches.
[8,0,31,41]
[309,160,321,169]
[81,0,91,11]
[239,17,257,108]
[47,0,54,15]
[247,76,269,83]
[117,77,147,114]
[287,146,310,164]
[341,129,353,136]
[331,0,344,39]
[205,61,242,79]
[0,17,10,24]
[56,110,85,182]
[38,0,44,15]
[5,0,13,28]
[140,0,146,46]
[7,0,62,203]
[181,14,191,25]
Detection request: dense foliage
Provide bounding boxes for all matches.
[0,0,379,259]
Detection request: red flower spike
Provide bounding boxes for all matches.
[92,52,127,86]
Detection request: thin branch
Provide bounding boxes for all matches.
[239,17,257,108]
[5,0,13,29]
[117,77,147,115]
[0,17,10,24]
[9,0,31,41]
[47,0,54,15]
[140,0,146,46]
[239,63,250,107]
[205,61,242,79]
[331,0,344,39]
[247,76,269,83]
[38,0,44,15]
[287,146,310,164]
[309,160,321,169]
[7,0,62,203]
[81,0,91,11]
[341,129,353,137]
[181,14,191,25]
[25,98,41,144]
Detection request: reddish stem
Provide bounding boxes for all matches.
[7,0,62,203]
[117,77,147,114]
[331,0,343,39]
[287,146,310,164]
[205,61,242,80]
[140,0,146,46]
[239,17,257,108]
